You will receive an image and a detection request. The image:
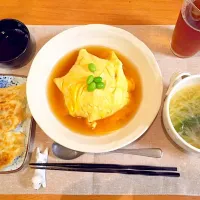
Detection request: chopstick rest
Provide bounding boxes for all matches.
[32,148,48,190]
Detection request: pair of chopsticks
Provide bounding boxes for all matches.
[29,163,180,177]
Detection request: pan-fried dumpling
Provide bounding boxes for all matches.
[54,49,132,128]
[0,131,25,169]
[0,84,28,134]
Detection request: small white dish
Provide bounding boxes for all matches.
[27,24,163,153]
[163,73,200,153]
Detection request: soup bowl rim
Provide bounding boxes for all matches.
[163,73,200,153]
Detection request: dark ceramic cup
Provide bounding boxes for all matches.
[0,19,33,68]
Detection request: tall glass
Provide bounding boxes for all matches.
[171,0,200,57]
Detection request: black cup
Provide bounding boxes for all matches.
[0,19,34,68]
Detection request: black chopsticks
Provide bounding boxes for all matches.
[29,163,180,177]
[30,163,177,171]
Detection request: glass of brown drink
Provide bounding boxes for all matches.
[171,0,200,57]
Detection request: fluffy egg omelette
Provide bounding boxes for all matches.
[54,49,134,129]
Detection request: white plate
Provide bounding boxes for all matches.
[27,25,163,153]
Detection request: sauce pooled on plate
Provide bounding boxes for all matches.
[47,46,142,136]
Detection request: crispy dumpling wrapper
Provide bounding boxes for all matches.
[0,131,25,169]
[0,83,29,169]
[0,84,28,134]
[54,49,131,124]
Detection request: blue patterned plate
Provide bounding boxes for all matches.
[0,75,32,173]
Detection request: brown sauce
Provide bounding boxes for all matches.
[47,46,142,136]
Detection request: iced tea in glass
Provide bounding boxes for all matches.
[171,0,200,57]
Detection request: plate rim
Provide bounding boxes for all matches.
[27,24,163,153]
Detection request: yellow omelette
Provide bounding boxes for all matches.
[54,49,131,128]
